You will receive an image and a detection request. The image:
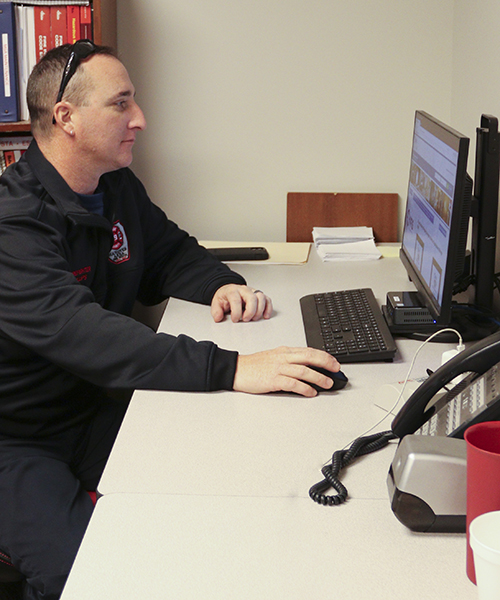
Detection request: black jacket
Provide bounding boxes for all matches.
[0,141,246,437]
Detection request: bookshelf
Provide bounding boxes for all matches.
[0,0,117,134]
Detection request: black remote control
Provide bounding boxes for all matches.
[207,247,269,261]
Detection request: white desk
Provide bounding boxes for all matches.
[61,494,474,600]
[98,250,458,498]
[64,250,477,599]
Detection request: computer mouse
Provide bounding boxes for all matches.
[307,366,348,392]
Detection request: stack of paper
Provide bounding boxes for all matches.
[312,226,382,261]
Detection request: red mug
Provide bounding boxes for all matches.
[465,421,500,584]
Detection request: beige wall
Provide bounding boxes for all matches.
[451,1,500,161]
[451,1,500,275]
[117,1,455,242]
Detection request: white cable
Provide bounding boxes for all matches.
[340,327,463,451]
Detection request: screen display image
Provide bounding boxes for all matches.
[402,114,461,310]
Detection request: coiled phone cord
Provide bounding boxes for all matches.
[309,328,465,507]
[309,430,397,506]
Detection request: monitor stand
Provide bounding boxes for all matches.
[382,292,499,342]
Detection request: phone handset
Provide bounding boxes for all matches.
[391,330,500,438]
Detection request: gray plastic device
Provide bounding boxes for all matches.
[387,434,466,532]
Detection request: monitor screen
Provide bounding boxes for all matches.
[400,111,471,324]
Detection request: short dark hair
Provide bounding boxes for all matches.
[27,43,115,138]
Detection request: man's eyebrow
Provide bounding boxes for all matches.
[108,88,134,100]
[116,90,134,98]
[106,89,135,105]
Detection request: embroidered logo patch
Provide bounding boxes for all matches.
[109,221,130,264]
[73,266,91,282]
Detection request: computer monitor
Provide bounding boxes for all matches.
[383,111,500,340]
[470,114,500,315]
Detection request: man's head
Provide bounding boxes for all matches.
[27,41,146,191]
[27,41,115,139]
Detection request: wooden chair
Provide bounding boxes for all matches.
[286,192,399,243]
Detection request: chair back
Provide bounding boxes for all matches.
[286,192,398,243]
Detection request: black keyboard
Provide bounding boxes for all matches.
[300,288,397,362]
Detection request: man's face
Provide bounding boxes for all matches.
[71,54,146,176]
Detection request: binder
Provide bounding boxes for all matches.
[34,6,51,62]
[67,5,80,45]
[80,4,91,40]
[0,2,19,122]
[14,3,36,121]
[50,5,67,48]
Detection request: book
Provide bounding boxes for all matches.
[14,3,34,120]
[79,3,90,40]
[10,1,90,5]
[66,4,79,44]
[50,4,66,47]
[0,1,19,122]
[25,5,36,71]
[34,5,50,61]
[0,134,32,150]
[0,135,30,173]
[3,2,91,124]
[3,149,15,166]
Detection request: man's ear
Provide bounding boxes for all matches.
[53,102,75,136]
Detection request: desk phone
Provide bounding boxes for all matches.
[392,330,500,438]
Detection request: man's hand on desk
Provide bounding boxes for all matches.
[211,284,273,323]
[233,347,341,397]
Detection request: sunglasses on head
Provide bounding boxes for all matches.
[52,39,97,125]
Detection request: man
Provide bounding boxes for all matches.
[0,42,339,599]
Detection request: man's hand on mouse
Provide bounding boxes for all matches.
[211,284,273,323]
[233,347,341,397]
